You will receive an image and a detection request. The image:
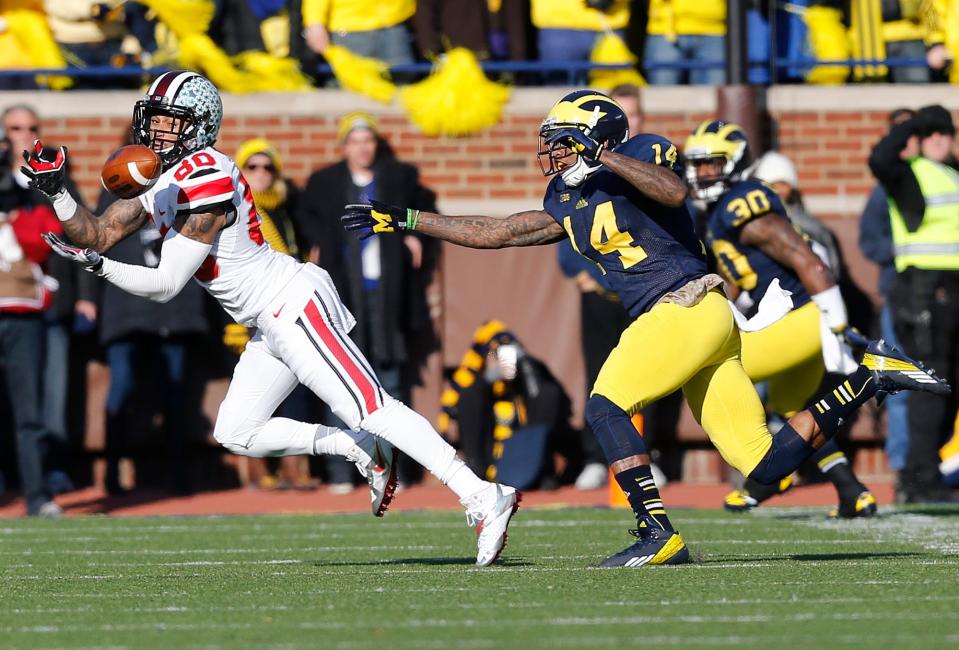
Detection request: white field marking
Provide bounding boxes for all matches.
[0,544,450,556]
[795,511,959,556]
[600,594,959,607]
[12,559,959,582]
[7,609,959,636]
[0,515,760,537]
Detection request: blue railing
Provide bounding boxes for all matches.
[0,58,934,88]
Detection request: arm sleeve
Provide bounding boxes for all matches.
[868,119,925,231]
[98,231,211,303]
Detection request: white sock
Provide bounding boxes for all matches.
[227,418,363,458]
[361,399,489,500]
[313,425,369,459]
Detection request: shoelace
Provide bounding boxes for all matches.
[345,448,371,479]
[465,511,483,528]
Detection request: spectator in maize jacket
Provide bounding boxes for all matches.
[643,0,726,85]
[531,0,631,63]
[804,0,946,84]
[301,0,415,65]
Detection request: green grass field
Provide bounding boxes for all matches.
[3,505,959,649]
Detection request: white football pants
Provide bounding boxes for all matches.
[212,264,485,498]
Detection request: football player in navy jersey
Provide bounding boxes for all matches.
[685,120,877,519]
[343,90,949,567]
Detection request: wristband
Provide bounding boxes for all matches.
[811,285,848,332]
[52,190,79,222]
[407,208,420,231]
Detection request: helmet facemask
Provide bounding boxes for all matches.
[685,154,730,202]
[537,92,629,188]
[538,119,627,188]
[133,101,198,168]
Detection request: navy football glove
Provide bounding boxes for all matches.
[342,200,420,240]
[21,140,68,199]
[42,232,103,274]
[545,128,604,163]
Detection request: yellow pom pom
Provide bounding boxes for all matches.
[324,44,397,104]
[803,6,850,85]
[588,34,646,91]
[399,48,510,137]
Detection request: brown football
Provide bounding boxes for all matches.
[100,144,162,199]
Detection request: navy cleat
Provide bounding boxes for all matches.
[723,476,793,512]
[828,489,878,519]
[599,518,690,568]
[860,339,951,397]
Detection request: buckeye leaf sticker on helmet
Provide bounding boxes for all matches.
[132,70,223,168]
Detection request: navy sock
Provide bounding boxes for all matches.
[615,464,673,531]
[749,423,817,485]
[809,367,878,435]
[813,439,862,497]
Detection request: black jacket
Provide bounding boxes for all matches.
[296,157,437,364]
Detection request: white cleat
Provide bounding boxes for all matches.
[349,438,398,517]
[461,483,521,567]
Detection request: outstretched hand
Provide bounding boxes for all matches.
[42,232,103,274]
[21,140,69,198]
[342,200,420,240]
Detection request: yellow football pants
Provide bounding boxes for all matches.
[592,289,772,475]
[740,301,825,417]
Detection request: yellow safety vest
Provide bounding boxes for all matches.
[889,156,959,271]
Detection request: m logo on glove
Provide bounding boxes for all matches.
[371,208,395,234]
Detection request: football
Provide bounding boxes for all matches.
[100,144,162,199]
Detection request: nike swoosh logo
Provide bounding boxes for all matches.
[273,304,285,318]
[158,210,166,216]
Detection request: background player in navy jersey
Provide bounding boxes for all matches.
[685,120,878,519]
[344,90,949,567]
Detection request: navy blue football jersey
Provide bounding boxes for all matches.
[705,179,810,311]
[542,134,708,318]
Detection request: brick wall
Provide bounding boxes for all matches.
[12,84,954,483]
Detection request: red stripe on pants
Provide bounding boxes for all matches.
[303,299,378,416]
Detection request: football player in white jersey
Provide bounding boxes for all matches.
[22,70,519,566]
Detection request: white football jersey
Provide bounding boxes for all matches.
[138,147,300,325]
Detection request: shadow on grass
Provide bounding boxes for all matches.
[889,505,959,517]
[696,550,924,564]
[312,557,533,568]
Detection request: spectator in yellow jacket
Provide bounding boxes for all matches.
[806,0,946,83]
[644,0,726,85]
[302,0,415,65]
[0,0,71,90]
[531,0,630,64]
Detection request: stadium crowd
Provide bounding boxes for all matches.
[1,1,959,88]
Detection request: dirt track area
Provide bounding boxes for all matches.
[0,480,896,517]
